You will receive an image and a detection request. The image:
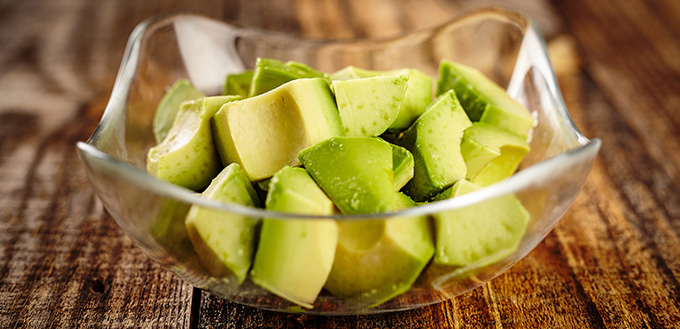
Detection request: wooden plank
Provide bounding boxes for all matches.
[551,1,680,327]
[0,0,224,327]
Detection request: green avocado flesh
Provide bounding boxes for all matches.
[433,179,529,266]
[224,70,253,98]
[461,122,530,187]
[391,143,414,191]
[324,192,434,306]
[185,163,260,283]
[399,90,472,201]
[298,137,394,214]
[147,57,536,308]
[332,73,408,137]
[331,66,432,131]
[250,166,338,309]
[249,58,328,97]
[147,95,241,191]
[152,79,204,144]
[151,199,194,259]
[436,59,534,138]
[212,78,344,181]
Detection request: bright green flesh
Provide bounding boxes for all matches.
[213,78,344,181]
[391,143,414,191]
[332,73,408,137]
[152,79,204,143]
[249,58,328,97]
[330,66,432,132]
[250,167,337,309]
[433,180,530,266]
[399,90,472,201]
[324,192,434,307]
[461,122,530,187]
[185,164,260,283]
[224,70,253,98]
[298,137,394,214]
[436,59,534,138]
[147,95,241,191]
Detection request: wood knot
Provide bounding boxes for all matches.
[89,278,106,294]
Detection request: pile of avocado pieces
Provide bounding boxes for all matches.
[146,58,534,308]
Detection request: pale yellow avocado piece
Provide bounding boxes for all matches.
[433,180,529,266]
[324,192,434,307]
[185,163,260,284]
[250,167,338,309]
[147,95,241,191]
[212,78,344,181]
[461,122,530,187]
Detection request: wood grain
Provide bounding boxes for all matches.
[1,0,679,328]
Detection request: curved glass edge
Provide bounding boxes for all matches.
[78,7,600,221]
[78,137,600,220]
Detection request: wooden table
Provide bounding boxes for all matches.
[2,0,679,327]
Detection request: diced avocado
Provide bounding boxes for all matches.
[250,167,338,309]
[329,66,363,80]
[391,143,414,191]
[223,70,253,98]
[324,192,434,306]
[433,179,529,266]
[461,123,530,187]
[399,90,472,201]
[298,137,394,214]
[152,79,204,143]
[436,60,534,138]
[331,66,433,132]
[332,73,408,137]
[147,95,241,191]
[184,163,260,283]
[151,199,194,259]
[212,78,344,182]
[249,58,328,97]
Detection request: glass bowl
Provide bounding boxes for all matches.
[77,8,600,315]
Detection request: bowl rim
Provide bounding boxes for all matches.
[77,7,601,220]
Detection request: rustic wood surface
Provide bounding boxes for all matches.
[1,0,679,327]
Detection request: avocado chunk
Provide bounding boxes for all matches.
[298,137,394,214]
[150,199,195,259]
[212,78,344,181]
[185,163,260,283]
[250,166,338,309]
[436,60,534,138]
[399,90,472,201]
[152,79,204,143]
[331,66,432,132]
[461,122,530,187]
[391,143,414,191]
[223,70,253,98]
[433,179,530,266]
[147,95,241,191]
[331,73,408,137]
[249,58,328,97]
[324,192,434,306]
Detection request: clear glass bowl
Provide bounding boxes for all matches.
[77,8,601,315]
